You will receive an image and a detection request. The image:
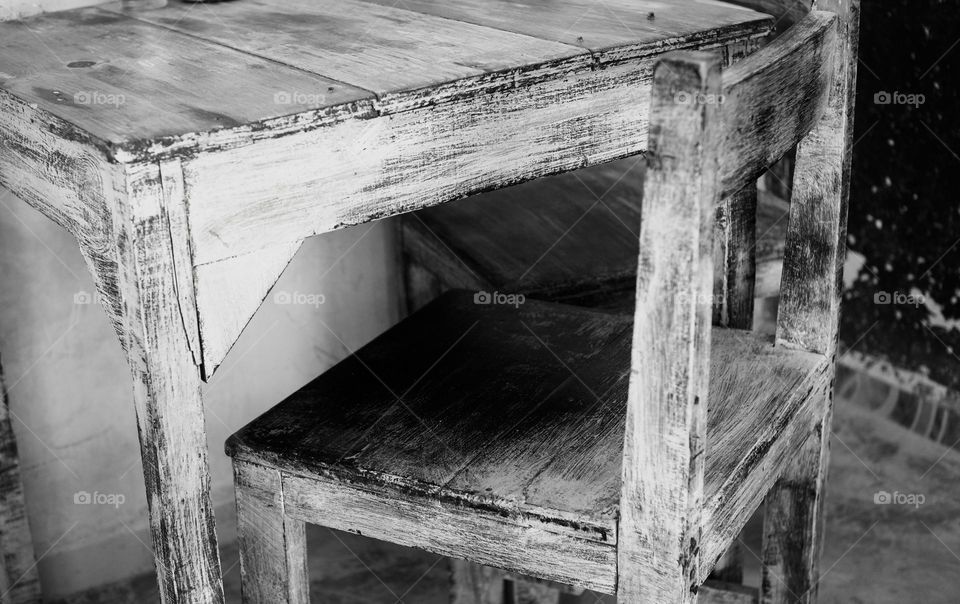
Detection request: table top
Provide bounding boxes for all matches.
[0,0,770,162]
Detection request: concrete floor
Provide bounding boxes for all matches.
[58,386,960,603]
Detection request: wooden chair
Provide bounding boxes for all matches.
[227,1,858,603]
[401,154,791,603]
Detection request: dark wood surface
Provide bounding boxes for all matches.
[406,159,790,308]
[227,291,828,550]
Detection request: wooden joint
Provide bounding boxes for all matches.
[157,158,204,373]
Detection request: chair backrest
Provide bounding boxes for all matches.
[618,0,859,600]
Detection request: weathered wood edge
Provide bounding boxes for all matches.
[764,0,860,601]
[233,459,308,603]
[114,162,224,603]
[4,5,771,165]
[718,11,838,199]
[225,443,617,545]
[279,469,618,594]
[159,158,203,370]
[617,51,722,602]
[699,359,831,582]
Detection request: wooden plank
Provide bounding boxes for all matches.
[616,51,722,603]
[718,11,838,198]
[183,58,655,267]
[0,357,41,604]
[281,471,618,594]
[726,0,810,34]
[699,333,829,583]
[0,8,370,155]
[358,0,772,61]
[234,460,308,604]
[775,4,858,356]
[106,0,584,103]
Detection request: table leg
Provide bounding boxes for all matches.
[104,165,224,604]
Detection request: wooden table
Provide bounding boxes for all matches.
[0,1,771,601]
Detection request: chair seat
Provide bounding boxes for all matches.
[227,291,830,592]
[403,159,790,310]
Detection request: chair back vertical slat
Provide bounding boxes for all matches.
[714,185,758,329]
[618,52,722,603]
[775,0,859,357]
[766,0,860,601]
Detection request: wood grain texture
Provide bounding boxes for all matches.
[0,7,368,155]
[234,460,308,604]
[0,92,125,336]
[764,0,860,602]
[617,52,722,603]
[178,57,672,266]
[358,0,770,61]
[404,157,645,305]
[775,2,858,355]
[760,426,828,604]
[226,291,829,595]
[719,11,838,198]
[0,357,41,604]
[282,470,618,594]
[105,0,583,101]
[726,0,811,34]
[115,163,224,604]
[403,176,789,312]
[0,0,769,162]
[1,71,225,604]
[715,185,758,329]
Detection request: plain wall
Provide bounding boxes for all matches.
[0,185,401,598]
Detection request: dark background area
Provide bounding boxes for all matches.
[842,0,959,388]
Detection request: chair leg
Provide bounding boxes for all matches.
[760,419,830,604]
[234,460,309,604]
